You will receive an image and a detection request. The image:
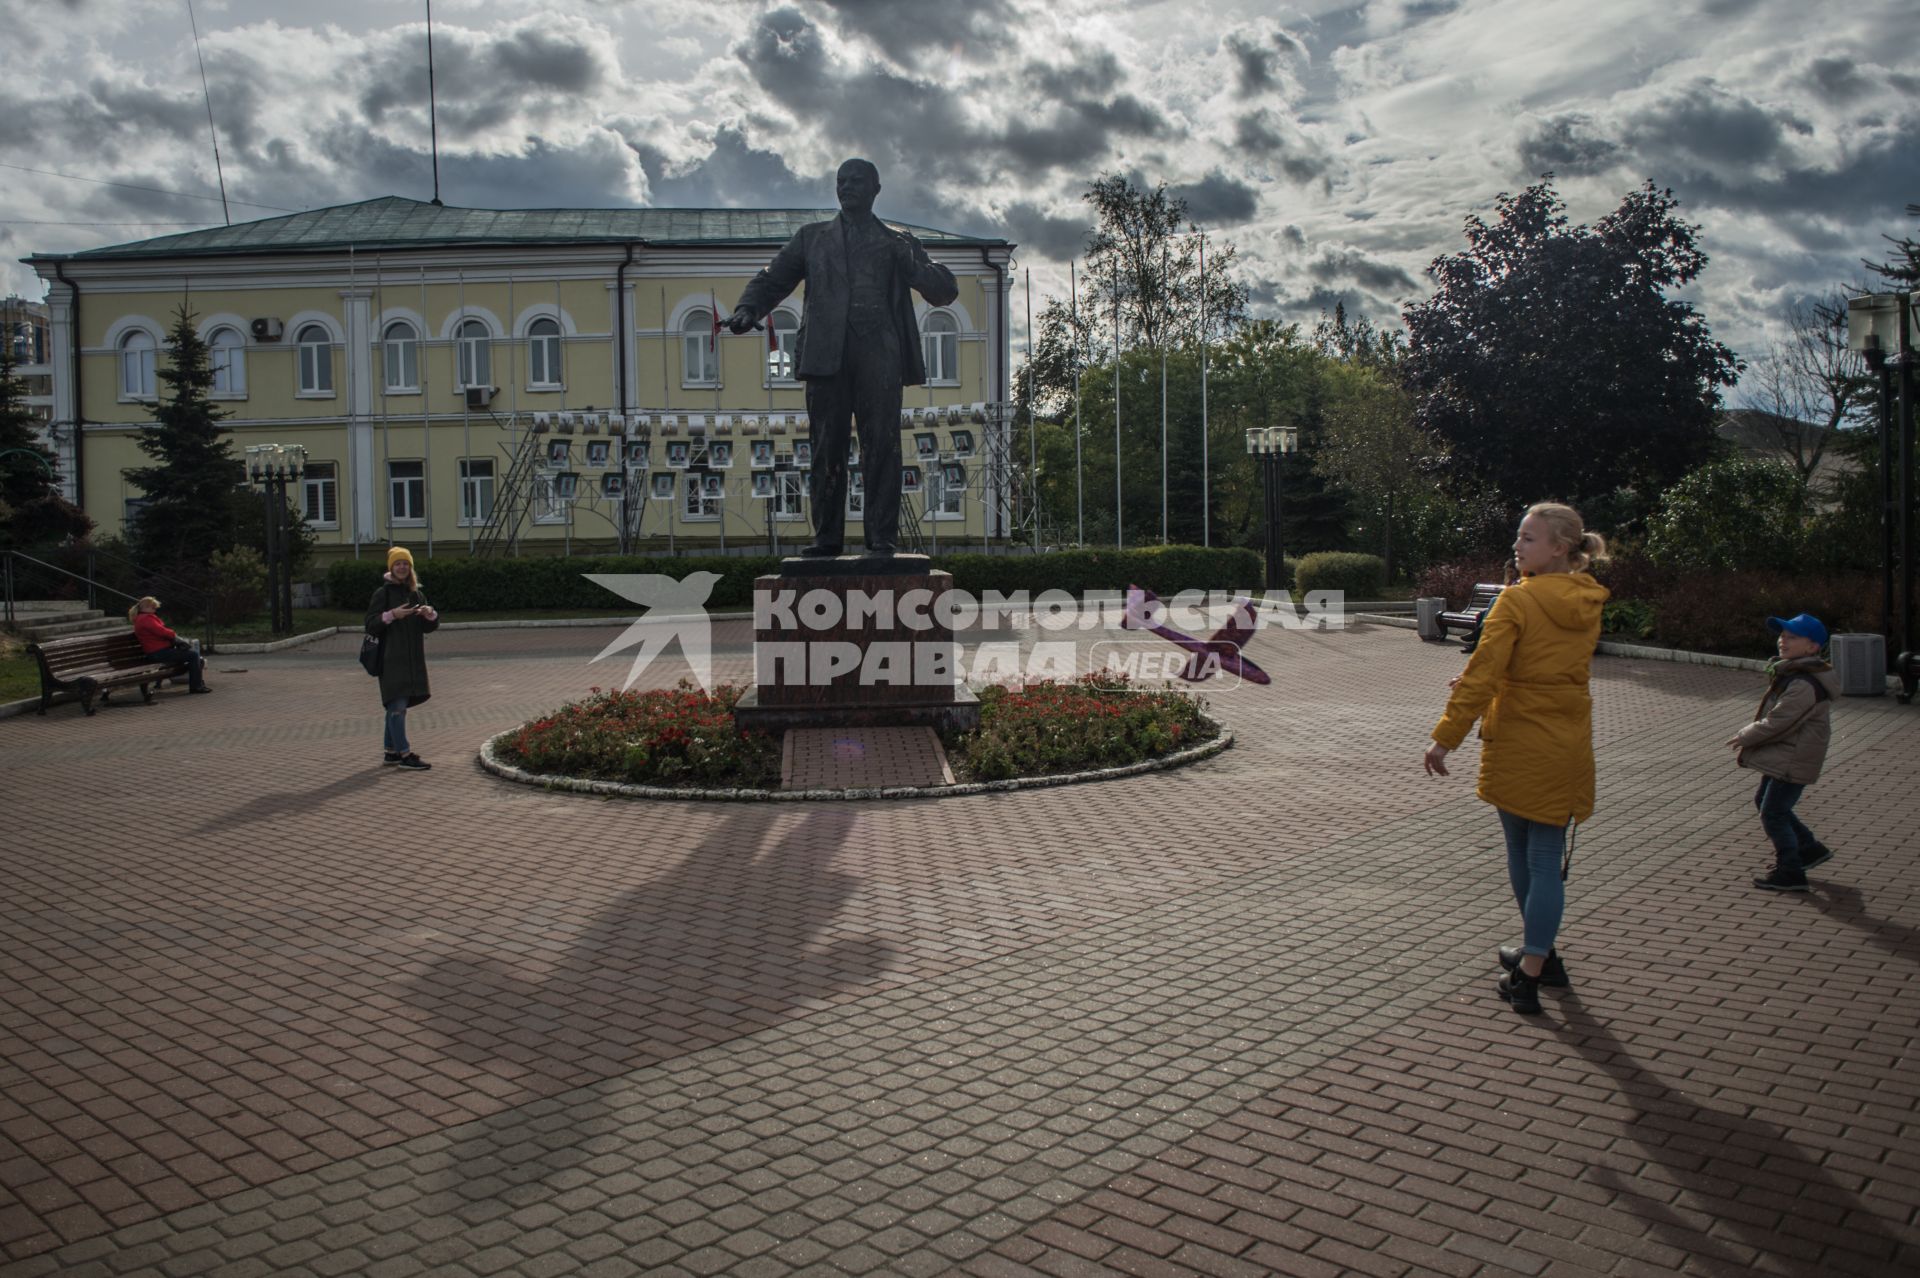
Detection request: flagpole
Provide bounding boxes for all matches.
[1025,267,1037,552]
[1113,251,1121,550]
[1071,259,1083,547]
[1199,231,1210,548]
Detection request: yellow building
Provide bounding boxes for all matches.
[26,197,1016,559]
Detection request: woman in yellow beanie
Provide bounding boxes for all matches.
[364,547,439,769]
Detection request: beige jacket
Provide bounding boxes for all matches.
[1735,657,1839,785]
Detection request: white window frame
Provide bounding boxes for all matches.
[531,474,569,525]
[682,309,718,387]
[300,461,339,529]
[383,321,420,394]
[123,495,153,535]
[926,465,965,520]
[774,471,805,521]
[387,459,426,525]
[119,331,157,400]
[763,310,801,387]
[296,324,334,396]
[456,319,492,390]
[922,310,959,385]
[208,326,247,398]
[683,472,720,520]
[459,457,495,526]
[527,317,563,389]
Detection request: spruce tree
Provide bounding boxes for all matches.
[0,338,90,549]
[126,307,244,577]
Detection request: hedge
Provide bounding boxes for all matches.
[1294,552,1386,598]
[327,544,1267,613]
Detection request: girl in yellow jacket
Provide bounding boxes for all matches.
[1424,503,1610,1015]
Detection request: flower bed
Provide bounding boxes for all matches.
[491,673,1219,793]
[497,683,783,788]
[941,671,1218,783]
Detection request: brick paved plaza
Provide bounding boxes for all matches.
[2,617,1916,1277]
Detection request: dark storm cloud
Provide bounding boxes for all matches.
[736,10,1165,186]
[1168,172,1259,226]
[630,127,826,208]
[354,22,609,140]
[1802,56,1873,103]
[996,201,1090,259]
[1232,110,1332,183]
[813,0,1017,64]
[1222,27,1309,99]
[1307,246,1418,296]
[0,79,206,160]
[1516,113,1622,177]
[1619,81,1808,168]
[1671,127,1920,221]
[294,124,641,211]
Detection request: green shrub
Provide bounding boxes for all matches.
[1649,571,1876,657]
[1294,551,1386,598]
[1414,557,1509,610]
[1601,599,1657,640]
[1645,458,1809,572]
[328,545,1267,612]
[208,546,267,627]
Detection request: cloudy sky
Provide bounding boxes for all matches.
[3,0,1915,396]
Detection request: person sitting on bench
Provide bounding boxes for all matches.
[130,596,210,694]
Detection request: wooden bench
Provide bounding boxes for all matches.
[26,630,183,716]
[1434,583,1506,651]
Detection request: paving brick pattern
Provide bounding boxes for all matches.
[782,728,954,791]
[0,617,1915,1276]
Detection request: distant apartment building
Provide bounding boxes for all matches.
[2,293,55,443]
[24,198,1016,558]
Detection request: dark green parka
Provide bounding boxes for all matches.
[365,577,439,707]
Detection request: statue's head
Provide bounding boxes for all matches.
[835,159,880,217]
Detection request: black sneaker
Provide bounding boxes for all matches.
[1753,870,1809,893]
[1798,844,1833,872]
[1498,967,1542,1015]
[383,752,403,765]
[396,754,431,771]
[1499,945,1571,988]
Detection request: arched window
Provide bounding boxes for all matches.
[922,310,958,383]
[682,309,717,386]
[119,330,156,398]
[208,327,246,395]
[528,317,562,386]
[767,310,800,384]
[296,324,333,394]
[456,319,491,389]
[382,321,419,391]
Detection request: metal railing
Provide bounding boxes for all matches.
[3,549,215,651]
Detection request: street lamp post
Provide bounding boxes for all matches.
[246,443,307,635]
[1245,425,1298,593]
[1846,293,1920,701]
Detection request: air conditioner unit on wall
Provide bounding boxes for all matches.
[250,317,284,341]
[465,385,496,410]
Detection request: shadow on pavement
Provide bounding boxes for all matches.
[1806,880,1920,968]
[1549,1003,1909,1276]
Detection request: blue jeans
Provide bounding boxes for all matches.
[383,697,411,755]
[1498,810,1566,958]
[1754,778,1815,873]
[154,643,206,691]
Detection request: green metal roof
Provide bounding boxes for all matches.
[29,196,1008,263]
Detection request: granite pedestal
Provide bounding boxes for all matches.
[732,554,981,734]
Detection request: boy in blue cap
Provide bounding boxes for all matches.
[1728,614,1840,891]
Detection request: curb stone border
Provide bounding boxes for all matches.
[477,709,1232,802]
[1353,612,1904,690]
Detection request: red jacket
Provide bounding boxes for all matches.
[133,613,178,654]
